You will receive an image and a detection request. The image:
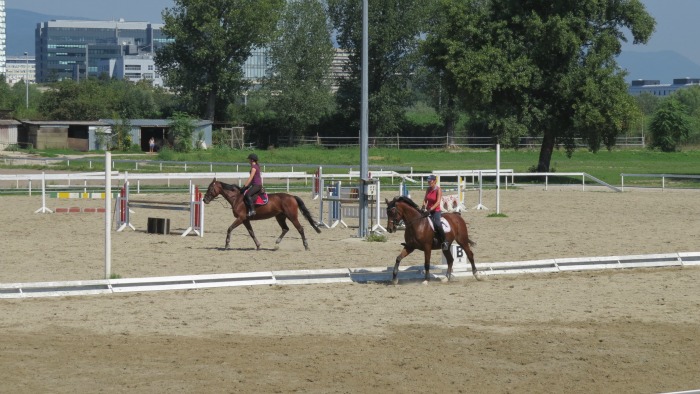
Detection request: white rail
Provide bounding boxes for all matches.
[1,251,698,299]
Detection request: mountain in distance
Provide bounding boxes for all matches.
[5,8,92,56]
[617,50,700,84]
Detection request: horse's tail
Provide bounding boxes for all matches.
[295,196,322,233]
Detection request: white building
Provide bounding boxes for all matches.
[99,53,163,87]
[0,0,6,76]
[628,78,700,96]
[4,55,35,85]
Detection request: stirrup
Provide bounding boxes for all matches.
[441,242,449,251]
[247,209,256,217]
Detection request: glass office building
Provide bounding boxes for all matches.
[35,20,170,83]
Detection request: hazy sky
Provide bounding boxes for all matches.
[8,0,173,23]
[9,0,700,64]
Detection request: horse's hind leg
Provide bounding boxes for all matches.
[274,214,290,250]
[442,249,455,282]
[457,236,480,281]
[241,220,262,250]
[288,215,310,251]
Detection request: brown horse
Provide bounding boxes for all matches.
[385,196,479,285]
[202,178,321,250]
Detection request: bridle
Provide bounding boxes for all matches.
[388,201,426,227]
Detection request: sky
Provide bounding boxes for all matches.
[8,0,700,65]
[8,0,173,23]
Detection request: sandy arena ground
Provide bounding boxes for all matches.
[1,183,699,393]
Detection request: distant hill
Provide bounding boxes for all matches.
[617,50,700,84]
[5,9,89,56]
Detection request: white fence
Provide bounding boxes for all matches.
[1,251,698,299]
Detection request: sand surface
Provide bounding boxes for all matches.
[1,184,699,393]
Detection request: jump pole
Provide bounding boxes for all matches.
[105,152,111,279]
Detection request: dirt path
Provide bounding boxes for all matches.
[1,187,699,393]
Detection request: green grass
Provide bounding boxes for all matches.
[4,145,700,187]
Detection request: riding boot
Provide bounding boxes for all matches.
[244,194,256,217]
[435,224,449,251]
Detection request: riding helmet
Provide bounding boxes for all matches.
[247,153,259,162]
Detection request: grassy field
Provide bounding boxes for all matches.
[3,146,700,188]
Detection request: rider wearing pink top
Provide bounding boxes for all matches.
[243,153,263,217]
[422,174,448,250]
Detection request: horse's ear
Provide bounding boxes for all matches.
[385,198,390,204]
[213,177,217,181]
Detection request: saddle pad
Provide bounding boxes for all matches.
[254,193,269,206]
[427,217,451,233]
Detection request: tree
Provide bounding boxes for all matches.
[424,0,655,171]
[265,0,336,144]
[157,0,285,121]
[169,112,196,152]
[649,99,691,152]
[328,0,428,136]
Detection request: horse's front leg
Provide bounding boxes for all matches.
[392,247,413,285]
[225,219,244,249]
[242,220,261,250]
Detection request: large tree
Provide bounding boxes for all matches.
[265,0,336,143]
[424,0,655,171]
[157,0,285,121]
[328,0,428,137]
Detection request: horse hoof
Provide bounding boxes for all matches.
[391,278,398,286]
[440,277,449,283]
[421,280,429,285]
[473,271,483,281]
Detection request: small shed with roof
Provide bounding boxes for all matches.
[99,119,213,152]
[0,119,22,150]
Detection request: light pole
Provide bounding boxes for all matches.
[24,52,29,108]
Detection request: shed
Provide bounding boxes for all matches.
[0,119,22,150]
[19,121,109,151]
[100,119,213,152]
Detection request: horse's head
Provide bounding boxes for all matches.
[385,198,400,233]
[202,178,222,204]
[385,196,422,233]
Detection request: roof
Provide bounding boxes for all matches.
[99,119,213,127]
[0,120,22,126]
[20,120,109,126]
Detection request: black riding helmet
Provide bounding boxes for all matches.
[247,153,258,162]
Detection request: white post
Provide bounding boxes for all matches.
[105,152,112,279]
[496,144,501,214]
[35,172,53,213]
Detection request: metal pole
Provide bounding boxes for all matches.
[358,0,369,237]
[24,52,29,108]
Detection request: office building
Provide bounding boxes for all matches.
[4,55,35,85]
[628,78,700,96]
[35,19,171,83]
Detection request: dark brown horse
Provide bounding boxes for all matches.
[202,178,321,250]
[385,196,479,285]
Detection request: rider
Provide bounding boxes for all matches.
[242,153,263,217]
[422,174,448,251]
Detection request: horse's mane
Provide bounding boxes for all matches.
[220,181,240,191]
[393,196,420,211]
